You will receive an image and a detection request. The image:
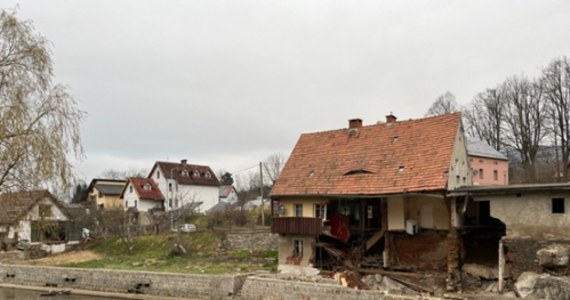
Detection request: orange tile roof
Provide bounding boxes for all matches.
[271,113,462,197]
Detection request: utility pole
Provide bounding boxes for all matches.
[260,161,264,226]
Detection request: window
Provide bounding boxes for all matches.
[205,172,212,178]
[493,170,498,181]
[479,169,484,179]
[293,240,303,257]
[98,191,102,198]
[169,182,172,192]
[295,204,303,217]
[552,198,565,214]
[157,171,160,179]
[314,204,326,219]
[143,183,151,190]
[124,201,128,208]
[134,200,138,208]
[39,204,52,218]
[129,186,133,193]
[182,170,189,176]
[193,170,200,177]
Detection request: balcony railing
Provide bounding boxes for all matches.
[271,217,322,236]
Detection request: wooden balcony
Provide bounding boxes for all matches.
[271,217,322,236]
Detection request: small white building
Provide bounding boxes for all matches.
[121,177,165,212]
[148,160,220,212]
[219,185,238,204]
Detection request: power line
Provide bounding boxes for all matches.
[231,164,259,174]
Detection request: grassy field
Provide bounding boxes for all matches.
[27,230,277,275]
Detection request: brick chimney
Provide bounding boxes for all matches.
[386,114,397,123]
[181,159,187,165]
[349,118,363,129]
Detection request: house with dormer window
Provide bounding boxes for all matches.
[271,113,472,278]
[148,160,220,212]
[121,177,165,212]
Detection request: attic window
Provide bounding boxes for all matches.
[205,172,212,178]
[181,170,189,176]
[398,165,405,173]
[193,170,200,177]
[344,169,373,175]
[143,183,151,190]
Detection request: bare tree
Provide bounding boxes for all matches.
[0,10,83,193]
[99,167,147,179]
[542,56,570,179]
[463,87,507,151]
[263,153,286,185]
[425,91,459,116]
[502,75,548,182]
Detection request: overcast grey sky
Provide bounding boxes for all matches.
[3,1,570,182]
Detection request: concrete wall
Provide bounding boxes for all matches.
[475,191,570,239]
[0,265,246,299]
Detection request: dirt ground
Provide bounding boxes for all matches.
[24,250,102,265]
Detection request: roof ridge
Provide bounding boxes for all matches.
[301,112,461,136]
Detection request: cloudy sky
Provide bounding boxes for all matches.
[3,1,570,182]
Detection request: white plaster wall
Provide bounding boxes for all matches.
[387,195,449,231]
[277,236,315,267]
[29,198,68,221]
[388,197,405,231]
[475,192,570,239]
[447,123,473,190]
[138,199,162,212]
[123,182,137,210]
[221,190,239,204]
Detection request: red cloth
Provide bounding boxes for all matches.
[329,213,350,242]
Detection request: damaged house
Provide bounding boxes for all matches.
[270,113,472,277]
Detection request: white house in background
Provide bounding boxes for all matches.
[219,185,238,204]
[121,177,165,212]
[0,190,77,253]
[148,159,221,212]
